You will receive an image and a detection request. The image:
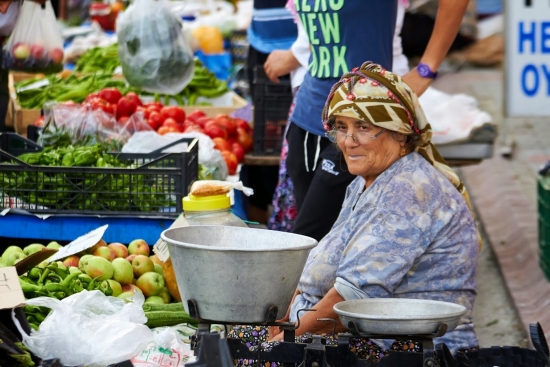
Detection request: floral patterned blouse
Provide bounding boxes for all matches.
[292,152,479,354]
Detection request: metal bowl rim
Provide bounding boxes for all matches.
[161,225,318,252]
[333,298,467,321]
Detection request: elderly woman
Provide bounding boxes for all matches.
[232,62,480,362]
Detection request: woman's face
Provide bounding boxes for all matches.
[334,116,404,186]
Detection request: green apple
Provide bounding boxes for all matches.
[112,258,134,285]
[62,255,80,268]
[100,279,122,297]
[78,254,93,270]
[158,287,172,304]
[85,256,114,281]
[145,296,165,304]
[108,243,129,258]
[118,284,143,302]
[87,239,107,254]
[92,246,115,261]
[135,272,164,297]
[23,243,45,256]
[5,251,27,266]
[128,239,150,256]
[46,241,63,249]
[2,246,24,263]
[131,255,154,278]
[153,263,163,275]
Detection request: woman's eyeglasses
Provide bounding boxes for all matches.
[325,129,385,144]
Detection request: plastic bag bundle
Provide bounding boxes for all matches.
[38,102,153,148]
[1,1,64,73]
[12,290,154,367]
[117,0,195,95]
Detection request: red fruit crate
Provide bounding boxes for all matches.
[251,66,293,155]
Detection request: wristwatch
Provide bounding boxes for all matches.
[417,63,438,79]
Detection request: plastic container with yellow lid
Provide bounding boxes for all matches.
[182,194,248,227]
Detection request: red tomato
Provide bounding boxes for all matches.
[135,106,150,119]
[183,125,204,133]
[160,106,186,124]
[235,118,251,133]
[84,92,101,103]
[146,105,162,115]
[117,97,137,119]
[220,150,238,175]
[117,116,130,125]
[125,92,143,106]
[149,112,164,129]
[144,102,163,110]
[157,126,171,135]
[91,99,114,115]
[212,137,231,151]
[187,110,206,123]
[236,127,253,153]
[231,142,245,163]
[195,116,213,129]
[98,88,123,105]
[204,125,227,140]
[215,114,237,137]
[163,118,181,131]
[147,118,160,130]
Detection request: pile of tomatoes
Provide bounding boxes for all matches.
[35,87,254,176]
[185,112,253,175]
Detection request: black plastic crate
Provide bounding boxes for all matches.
[0,133,198,217]
[252,66,293,155]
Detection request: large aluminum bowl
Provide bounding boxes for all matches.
[334,298,467,336]
[161,225,317,323]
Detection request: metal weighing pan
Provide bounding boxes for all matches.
[333,298,467,336]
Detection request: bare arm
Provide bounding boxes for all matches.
[269,287,347,341]
[402,0,470,96]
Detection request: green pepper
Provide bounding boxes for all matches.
[61,152,74,166]
[28,268,42,281]
[19,278,43,294]
[45,283,72,298]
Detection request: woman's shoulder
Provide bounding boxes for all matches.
[376,153,470,218]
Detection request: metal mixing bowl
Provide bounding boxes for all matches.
[334,298,467,335]
[161,225,318,323]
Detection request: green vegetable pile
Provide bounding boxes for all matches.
[2,143,175,212]
[15,73,139,110]
[75,43,120,74]
[20,263,117,330]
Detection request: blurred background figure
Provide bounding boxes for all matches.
[241,0,297,223]
[402,0,477,60]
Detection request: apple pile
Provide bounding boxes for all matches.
[1,239,174,305]
[2,43,64,73]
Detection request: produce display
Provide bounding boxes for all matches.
[0,239,196,331]
[1,140,174,211]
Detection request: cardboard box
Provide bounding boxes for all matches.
[8,72,44,137]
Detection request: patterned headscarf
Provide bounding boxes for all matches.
[322,61,481,249]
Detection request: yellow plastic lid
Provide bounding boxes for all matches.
[182,194,231,212]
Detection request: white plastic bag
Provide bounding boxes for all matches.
[117,0,195,94]
[131,327,195,367]
[12,290,154,367]
[122,131,229,180]
[1,1,64,73]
